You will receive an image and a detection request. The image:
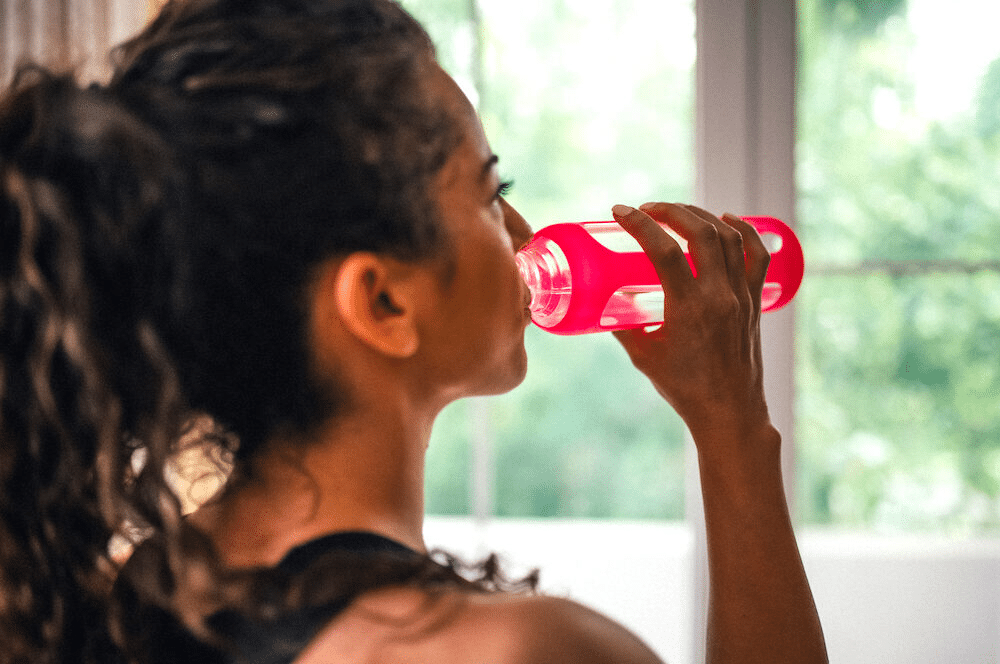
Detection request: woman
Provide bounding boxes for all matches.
[0,0,827,662]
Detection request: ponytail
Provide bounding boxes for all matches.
[0,67,189,664]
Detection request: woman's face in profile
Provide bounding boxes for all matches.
[416,64,535,400]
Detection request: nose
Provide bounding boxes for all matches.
[500,198,534,251]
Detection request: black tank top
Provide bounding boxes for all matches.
[116,531,421,664]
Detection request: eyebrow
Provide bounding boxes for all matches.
[481,154,499,180]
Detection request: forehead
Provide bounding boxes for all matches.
[426,65,493,174]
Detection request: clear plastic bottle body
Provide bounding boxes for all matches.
[514,216,804,335]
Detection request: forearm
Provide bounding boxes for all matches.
[608,204,826,661]
[697,425,827,664]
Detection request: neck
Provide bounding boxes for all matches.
[191,398,436,568]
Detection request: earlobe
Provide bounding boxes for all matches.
[331,253,420,359]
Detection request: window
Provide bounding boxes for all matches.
[405,0,698,521]
[406,3,700,659]
[413,0,1000,662]
[793,3,1000,659]
[796,0,1000,533]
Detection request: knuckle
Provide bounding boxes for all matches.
[702,290,741,320]
[694,223,720,243]
[746,230,770,261]
[758,248,772,269]
[652,241,686,268]
[720,293,742,317]
[721,225,744,249]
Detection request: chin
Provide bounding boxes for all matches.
[478,345,529,396]
[503,345,530,391]
[512,345,529,385]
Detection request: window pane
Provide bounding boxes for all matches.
[796,0,1000,531]
[406,0,696,518]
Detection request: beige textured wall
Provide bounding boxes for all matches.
[1,0,151,86]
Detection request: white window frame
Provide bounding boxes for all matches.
[691,0,797,659]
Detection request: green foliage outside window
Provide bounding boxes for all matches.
[797,0,1000,532]
[406,0,695,519]
[409,0,1000,534]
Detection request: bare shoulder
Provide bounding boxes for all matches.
[471,592,666,664]
[294,587,665,664]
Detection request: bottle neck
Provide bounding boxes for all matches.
[515,237,573,328]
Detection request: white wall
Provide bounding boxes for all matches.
[800,532,1000,664]
[426,516,1000,664]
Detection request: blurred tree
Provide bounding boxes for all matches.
[816,0,907,36]
[797,0,1000,532]
[415,0,1000,531]
[975,58,1000,139]
[408,0,695,519]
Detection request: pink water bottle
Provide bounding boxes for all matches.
[514,216,804,335]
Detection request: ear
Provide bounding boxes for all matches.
[327,252,423,359]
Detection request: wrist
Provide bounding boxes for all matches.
[693,421,784,490]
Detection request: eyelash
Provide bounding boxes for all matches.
[495,180,514,199]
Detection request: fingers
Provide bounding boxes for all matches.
[611,202,772,310]
[611,203,693,301]
[609,203,772,432]
[721,212,771,301]
[679,205,747,302]
[631,203,732,286]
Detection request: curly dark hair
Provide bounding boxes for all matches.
[0,64,191,664]
[108,0,462,454]
[0,1,530,663]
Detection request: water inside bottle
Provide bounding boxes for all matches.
[584,221,689,253]
[599,287,665,328]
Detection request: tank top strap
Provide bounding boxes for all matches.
[278,530,416,573]
[212,531,420,664]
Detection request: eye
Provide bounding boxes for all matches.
[494,180,514,200]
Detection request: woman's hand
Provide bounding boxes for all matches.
[610,202,773,449]
[612,203,828,664]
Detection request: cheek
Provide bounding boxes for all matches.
[483,250,521,321]
[448,221,524,337]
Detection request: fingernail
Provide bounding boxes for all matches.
[638,202,656,211]
[722,212,742,223]
[612,204,636,217]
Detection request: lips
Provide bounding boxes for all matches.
[518,281,532,321]
[516,264,532,310]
